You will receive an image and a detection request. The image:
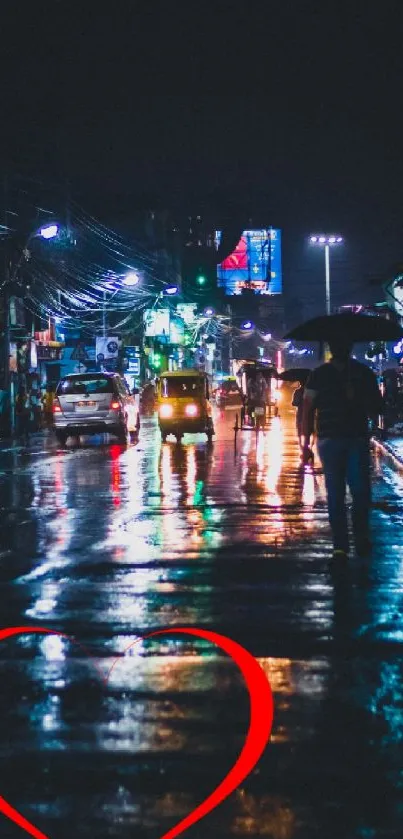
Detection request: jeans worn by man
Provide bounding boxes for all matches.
[317,436,371,555]
[302,339,383,561]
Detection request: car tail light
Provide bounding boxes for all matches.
[110,400,120,410]
[185,403,198,417]
[53,400,61,414]
[159,404,173,418]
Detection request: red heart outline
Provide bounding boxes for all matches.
[0,626,274,838]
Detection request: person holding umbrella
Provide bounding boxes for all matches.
[292,383,306,451]
[279,367,313,456]
[285,313,403,561]
[300,337,383,560]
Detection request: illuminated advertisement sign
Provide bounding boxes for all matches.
[9,343,18,373]
[95,337,119,362]
[30,340,38,371]
[176,303,198,326]
[125,346,140,375]
[144,309,170,338]
[215,228,282,296]
[387,277,403,318]
[169,316,185,345]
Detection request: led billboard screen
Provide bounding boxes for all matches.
[169,315,185,345]
[215,228,282,295]
[143,309,170,339]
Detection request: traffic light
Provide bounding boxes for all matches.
[196,274,206,286]
[150,350,162,370]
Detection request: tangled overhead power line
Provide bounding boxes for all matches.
[6,195,288,349]
[14,199,182,336]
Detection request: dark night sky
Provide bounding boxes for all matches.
[2,0,403,309]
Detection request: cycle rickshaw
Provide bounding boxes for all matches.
[233,360,279,431]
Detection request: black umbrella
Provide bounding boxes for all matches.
[284,313,403,342]
[278,367,311,384]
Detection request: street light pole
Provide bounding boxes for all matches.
[325,243,330,316]
[99,271,140,372]
[102,272,140,341]
[309,235,343,316]
[227,303,233,375]
[2,281,11,435]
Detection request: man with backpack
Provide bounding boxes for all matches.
[301,338,383,561]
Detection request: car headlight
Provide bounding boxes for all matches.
[185,403,198,417]
[159,404,173,418]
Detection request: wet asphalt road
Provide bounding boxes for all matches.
[0,394,403,838]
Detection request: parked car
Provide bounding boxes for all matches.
[52,372,140,445]
[215,377,242,409]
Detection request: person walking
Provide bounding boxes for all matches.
[15,387,32,444]
[292,383,305,450]
[246,377,258,424]
[293,382,314,463]
[301,338,383,560]
[30,383,42,431]
[42,388,54,427]
[255,371,268,422]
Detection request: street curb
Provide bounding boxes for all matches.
[372,437,403,472]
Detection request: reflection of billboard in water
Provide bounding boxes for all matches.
[215,229,282,295]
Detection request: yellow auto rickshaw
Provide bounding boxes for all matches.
[157,369,215,443]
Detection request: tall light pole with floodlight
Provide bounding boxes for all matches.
[102,271,141,339]
[309,235,343,315]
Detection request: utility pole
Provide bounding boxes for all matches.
[1,174,11,435]
[65,179,71,236]
[1,286,11,436]
[103,289,107,339]
[227,302,233,375]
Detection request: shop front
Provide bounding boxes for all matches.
[35,331,65,424]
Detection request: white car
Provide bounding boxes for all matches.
[53,372,140,445]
